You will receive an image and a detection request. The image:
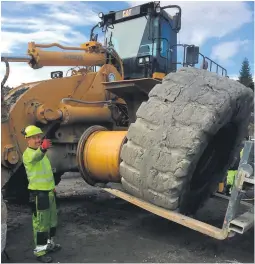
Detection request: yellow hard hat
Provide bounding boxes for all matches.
[24,125,43,138]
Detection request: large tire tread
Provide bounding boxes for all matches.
[120,68,253,214]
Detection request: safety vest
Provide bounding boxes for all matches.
[227,148,244,187]
[240,148,243,158]
[23,147,55,191]
[227,170,236,186]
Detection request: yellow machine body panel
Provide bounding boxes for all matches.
[1,64,122,176]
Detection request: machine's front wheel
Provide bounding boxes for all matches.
[120,67,253,215]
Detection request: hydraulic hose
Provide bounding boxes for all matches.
[61,98,117,105]
[1,60,10,89]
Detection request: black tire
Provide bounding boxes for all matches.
[120,68,253,215]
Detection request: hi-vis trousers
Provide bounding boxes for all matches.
[30,190,57,257]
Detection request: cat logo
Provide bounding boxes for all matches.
[123,9,132,17]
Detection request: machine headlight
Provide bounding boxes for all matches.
[138,58,144,64]
[145,56,150,62]
[137,56,150,65]
[98,12,104,19]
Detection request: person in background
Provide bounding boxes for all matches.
[226,148,244,195]
[22,125,61,263]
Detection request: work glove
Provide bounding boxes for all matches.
[41,139,52,150]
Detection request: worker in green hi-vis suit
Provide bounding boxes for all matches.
[22,125,61,263]
[226,148,244,195]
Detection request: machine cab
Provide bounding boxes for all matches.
[93,2,181,80]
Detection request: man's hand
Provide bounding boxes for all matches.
[41,139,52,150]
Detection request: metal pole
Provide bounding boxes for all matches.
[1,54,31,63]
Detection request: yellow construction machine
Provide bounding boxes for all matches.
[1,1,254,244]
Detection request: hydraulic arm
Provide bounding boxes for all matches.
[1,41,123,77]
[26,42,106,69]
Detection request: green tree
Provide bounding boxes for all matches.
[238,57,254,91]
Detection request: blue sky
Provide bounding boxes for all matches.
[1,0,254,87]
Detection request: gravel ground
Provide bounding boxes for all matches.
[2,173,254,263]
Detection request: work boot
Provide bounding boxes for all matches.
[225,184,232,196]
[36,255,53,263]
[47,243,61,253]
[47,238,62,253]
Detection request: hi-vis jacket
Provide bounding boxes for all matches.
[227,148,244,187]
[23,147,55,191]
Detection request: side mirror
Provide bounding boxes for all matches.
[161,5,182,33]
[173,13,181,32]
[185,46,199,65]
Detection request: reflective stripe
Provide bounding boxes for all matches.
[27,171,45,177]
[27,171,51,177]
[30,177,54,184]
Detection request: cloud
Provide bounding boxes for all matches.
[228,74,239,81]
[1,1,253,88]
[1,1,101,87]
[1,1,99,53]
[128,1,253,46]
[2,31,87,54]
[0,62,72,88]
[210,40,250,64]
